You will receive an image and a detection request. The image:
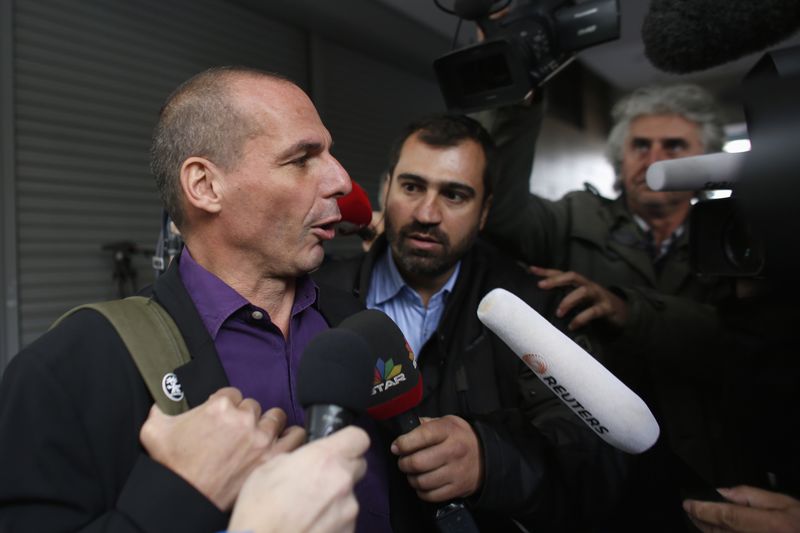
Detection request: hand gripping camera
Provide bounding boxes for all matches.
[433,0,620,112]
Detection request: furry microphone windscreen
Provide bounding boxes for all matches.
[642,0,800,74]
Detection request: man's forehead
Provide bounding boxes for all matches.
[395,136,486,192]
[245,81,313,116]
[628,113,701,138]
[234,77,330,142]
[399,134,485,168]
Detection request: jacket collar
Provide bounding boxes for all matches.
[352,234,485,347]
[152,257,229,408]
[572,195,694,289]
[356,234,390,303]
[435,241,489,347]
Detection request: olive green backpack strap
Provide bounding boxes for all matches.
[52,296,191,415]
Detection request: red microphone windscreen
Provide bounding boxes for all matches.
[337,180,373,227]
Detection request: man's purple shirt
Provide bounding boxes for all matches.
[179,247,392,532]
[179,248,325,424]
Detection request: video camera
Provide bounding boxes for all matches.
[646,151,765,277]
[646,44,800,278]
[432,0,620,112]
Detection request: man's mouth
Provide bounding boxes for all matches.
[407,232,440,244]
[311,217,340,241]
[404,231,443,251]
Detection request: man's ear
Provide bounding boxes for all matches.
[479,193,492,230]
[180,157,224,215]
[379,172,391,210]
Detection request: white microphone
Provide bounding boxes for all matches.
[477,288,659,454]
[645,152,747,191]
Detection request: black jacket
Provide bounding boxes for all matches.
[314,236,629,532]
[0,258,373,533]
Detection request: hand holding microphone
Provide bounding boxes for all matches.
[139,387,305,511]
[229,426,370,533]
[391,415,484,502]
[341,310,483,500]
[339,309,482,532]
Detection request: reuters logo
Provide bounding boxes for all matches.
[522,353,547,375]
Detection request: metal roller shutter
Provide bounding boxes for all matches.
[13,0,307,347]
[312,37,444,257]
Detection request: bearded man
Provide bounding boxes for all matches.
[313,114,627,533]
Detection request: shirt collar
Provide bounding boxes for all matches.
[632,214,650,234]
[632,214,686,240]
[371,246,461,306]
[632,214,686,261]
[178,246,320,338]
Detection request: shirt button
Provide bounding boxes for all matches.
[251,310,264,320]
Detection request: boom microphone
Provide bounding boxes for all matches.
[296,328,374,442]
[642,0,800,74]
[339,309,481,533]
[645,152,746,192]
[477,289,659,454]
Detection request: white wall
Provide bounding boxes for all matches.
[529,116,618,201]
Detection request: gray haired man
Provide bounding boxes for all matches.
[477,85,735,529]
[481,84,727,337]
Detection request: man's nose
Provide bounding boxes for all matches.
[324,155,351,198]
[413,193,442,225]
[646,143,668,166]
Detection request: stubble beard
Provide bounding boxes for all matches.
[385,217,478,279]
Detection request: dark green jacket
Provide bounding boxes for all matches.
[477,102,734,486]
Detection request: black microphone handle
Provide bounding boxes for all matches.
[434,502,482,533]
[305,404,355,442]
[387,409,481,533]
[385,409,421,436]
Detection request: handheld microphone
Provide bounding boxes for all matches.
[642,0,800,74]
[645,152,746,192]
[338,309,423,436]
[296,328,374,442]
[339,309,480,533]
[477,289,660,454]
